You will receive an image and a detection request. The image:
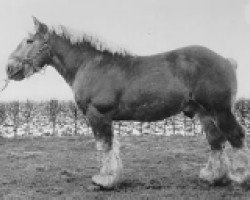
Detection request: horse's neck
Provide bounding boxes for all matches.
[49,36,132,87]
[49,38,96,86]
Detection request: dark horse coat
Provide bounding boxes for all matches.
[6,18,248,189]
[73,45,237,122]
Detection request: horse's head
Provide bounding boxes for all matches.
[6,17,51,81]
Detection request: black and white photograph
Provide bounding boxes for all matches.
[0,0,250,199]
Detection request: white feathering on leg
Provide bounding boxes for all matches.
[199,150,230,183]
[92,135,123,188]
[229,143,250,184]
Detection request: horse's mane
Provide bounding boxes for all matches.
[49,25,131,56]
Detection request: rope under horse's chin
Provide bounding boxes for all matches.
[24,64,48,79]
[0,64,47,93]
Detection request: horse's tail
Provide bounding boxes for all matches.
[227,57,238,105]
[227,57,238,70]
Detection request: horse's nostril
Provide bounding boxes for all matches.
[6,65,12,74]
[7,64,14,75]
[6,59,18,76]
[6,64,18,77]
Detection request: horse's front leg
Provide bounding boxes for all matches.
[87,106,123,189]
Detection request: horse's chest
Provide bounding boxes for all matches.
[72,80,91,114]
[72,78,118,115]
[73,91,89,114]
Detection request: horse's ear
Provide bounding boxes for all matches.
[32,16,48,35]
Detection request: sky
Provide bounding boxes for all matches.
[0,0,250,101]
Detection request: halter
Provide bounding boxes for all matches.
[0,40,51,93]
[22,40,51,77]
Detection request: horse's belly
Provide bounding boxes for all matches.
[114,93,185,122]
[114,72,188,121]
[115,106,181,122]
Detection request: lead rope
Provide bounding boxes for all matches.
[0,64,48,93]
[0,78,10,92]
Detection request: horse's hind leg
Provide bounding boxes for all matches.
[215,109,250,184]
[198,112,230,184]
[86,105,122,189]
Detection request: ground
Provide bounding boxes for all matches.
[0,135,250,199]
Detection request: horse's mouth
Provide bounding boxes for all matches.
[8,68,25,81]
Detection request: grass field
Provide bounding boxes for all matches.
[0,135,250,199]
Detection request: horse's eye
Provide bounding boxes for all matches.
[26,39,34,44]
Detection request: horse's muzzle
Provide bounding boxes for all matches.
[6,59,25,81]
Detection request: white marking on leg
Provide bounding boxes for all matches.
[229,143,250,184]
[93,135,123,188]
[200,150,229,183]
[100,135,122,175]
[96,140,106,151]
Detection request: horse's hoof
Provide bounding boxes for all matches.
[87,184,102,191]
[241,175,250,189]
[199,168,214,183]
[199,167,228,185]
[213,175,231,186]
[229,170,250,186]
[92,174,120,189]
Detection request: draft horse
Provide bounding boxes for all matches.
[6,17,250,189]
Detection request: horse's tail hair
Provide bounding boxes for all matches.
[227,57,238,105]
[227,57,238,70]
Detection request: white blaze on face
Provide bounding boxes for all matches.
[245,1,250,26]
